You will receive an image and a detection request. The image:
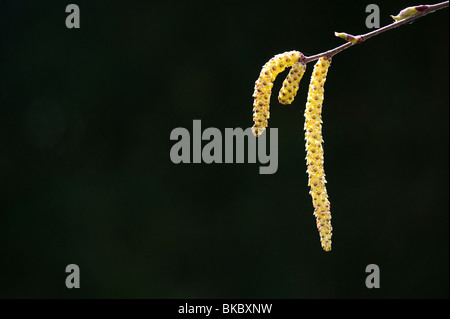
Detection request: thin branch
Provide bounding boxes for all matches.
[304,1,449,63]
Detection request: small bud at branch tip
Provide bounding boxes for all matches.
[391,6,425,22]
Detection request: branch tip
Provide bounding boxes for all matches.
[391,6,424,22]
[305,1,448,64]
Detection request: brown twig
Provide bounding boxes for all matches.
[304,1,449,63]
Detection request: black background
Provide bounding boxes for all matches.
[0,1,448,298]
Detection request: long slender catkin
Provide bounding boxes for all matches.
[304,57,332,251]
[252,51,305,137]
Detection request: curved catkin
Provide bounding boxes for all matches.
[304,56,332,252]
[252,51,305,137]
[278,61,306,105]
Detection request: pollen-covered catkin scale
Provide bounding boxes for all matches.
[252,51,305,137]
[304,57,333,252]
[278,61,306,105]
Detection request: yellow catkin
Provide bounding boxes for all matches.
[252,51,305,137]
[304,57,332,252]
[278,61,306,105]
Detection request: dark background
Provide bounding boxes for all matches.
[0,0,448,298]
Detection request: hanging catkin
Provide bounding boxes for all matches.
[278,60,307,105]
[252,51,305,137]
[304,56,333,251]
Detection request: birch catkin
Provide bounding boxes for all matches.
[252,51,305,137]
[278,60,307,105]
[304,57,333,251]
